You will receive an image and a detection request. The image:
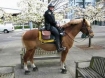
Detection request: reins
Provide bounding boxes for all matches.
[65,32,87,43]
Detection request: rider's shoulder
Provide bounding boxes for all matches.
[45,10,51,15]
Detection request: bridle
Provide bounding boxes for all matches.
[80,19,89,35]
[64,19,91,43]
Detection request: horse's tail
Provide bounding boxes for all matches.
[21,29,39,48]
[21,32,26,48]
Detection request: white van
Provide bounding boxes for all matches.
[0,23,14,33]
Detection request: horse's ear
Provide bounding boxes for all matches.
[83,18,85,22]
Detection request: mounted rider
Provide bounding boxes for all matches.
[44,4,65,52]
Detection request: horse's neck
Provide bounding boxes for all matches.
[65,26,81,38]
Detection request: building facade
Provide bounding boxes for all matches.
[69,0,105,26]
[40,0,48,3]
[68,0,96,19]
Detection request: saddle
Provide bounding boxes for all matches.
[39,27,55,43]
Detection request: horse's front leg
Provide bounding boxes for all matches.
[60,49,68,74]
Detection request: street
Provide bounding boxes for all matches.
[0,31,23,43]
[0,30,24,67]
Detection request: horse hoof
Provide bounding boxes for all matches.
[33,67,38,71]
[61,69,67,74]
[64,66,66,69]
[25,70,30,75]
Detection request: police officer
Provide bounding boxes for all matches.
[44,4,65,52]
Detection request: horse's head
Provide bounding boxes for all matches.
[80,19,94,38]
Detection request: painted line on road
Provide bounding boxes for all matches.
[7,36,21,39]
[3,37,21,41]
[7,36,12,38]
[0,33,3,35]
[7,32,23,38]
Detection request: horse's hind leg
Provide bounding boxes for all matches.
[29,48,38,71]
[24,49,33,74]
[60,49,69,74]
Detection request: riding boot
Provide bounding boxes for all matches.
[55,40,65,52]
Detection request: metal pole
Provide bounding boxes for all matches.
[88,36,91,47]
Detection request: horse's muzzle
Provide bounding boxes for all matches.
[89,31,94,38]
[89,33,94,38]
[89,30,94,38]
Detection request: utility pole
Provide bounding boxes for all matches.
[83,0,91,47]
[83,0,85,8]
[81,0,92,48]
[48,0,51,3]
[82,0,92,47]
[81,0,86,38]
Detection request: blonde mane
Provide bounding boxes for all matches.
[61,19,90,28]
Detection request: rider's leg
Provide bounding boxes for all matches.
[50,26,65,52]
[55,26,65,48]
[56,26,65,36]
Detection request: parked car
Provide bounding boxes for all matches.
[0,23,14,33]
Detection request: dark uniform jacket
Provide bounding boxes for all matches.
[44,9,56,30]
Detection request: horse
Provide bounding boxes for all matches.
[22,18,94,74]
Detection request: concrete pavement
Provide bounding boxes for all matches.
[0,26,105,78]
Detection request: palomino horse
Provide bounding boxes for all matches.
[22,19,94,74]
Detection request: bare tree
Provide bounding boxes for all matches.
[49,0,69,11]
[73,0,105,23]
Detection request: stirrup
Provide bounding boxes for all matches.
[60,31,65,36]
[57,47,66,52]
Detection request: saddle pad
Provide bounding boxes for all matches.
[42,31,51,39]
[39,31,54,43]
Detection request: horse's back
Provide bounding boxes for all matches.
[22,29,39,41]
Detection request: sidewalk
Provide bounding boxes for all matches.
[14,36,105,78]
[14,32,105,78]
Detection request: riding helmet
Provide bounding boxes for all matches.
[48,3,54,8]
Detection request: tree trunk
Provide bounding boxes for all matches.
[22,23,24,30]
[29,21,33,30]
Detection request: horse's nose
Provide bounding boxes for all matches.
[89,33,94,38]
[89,29,94,38]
